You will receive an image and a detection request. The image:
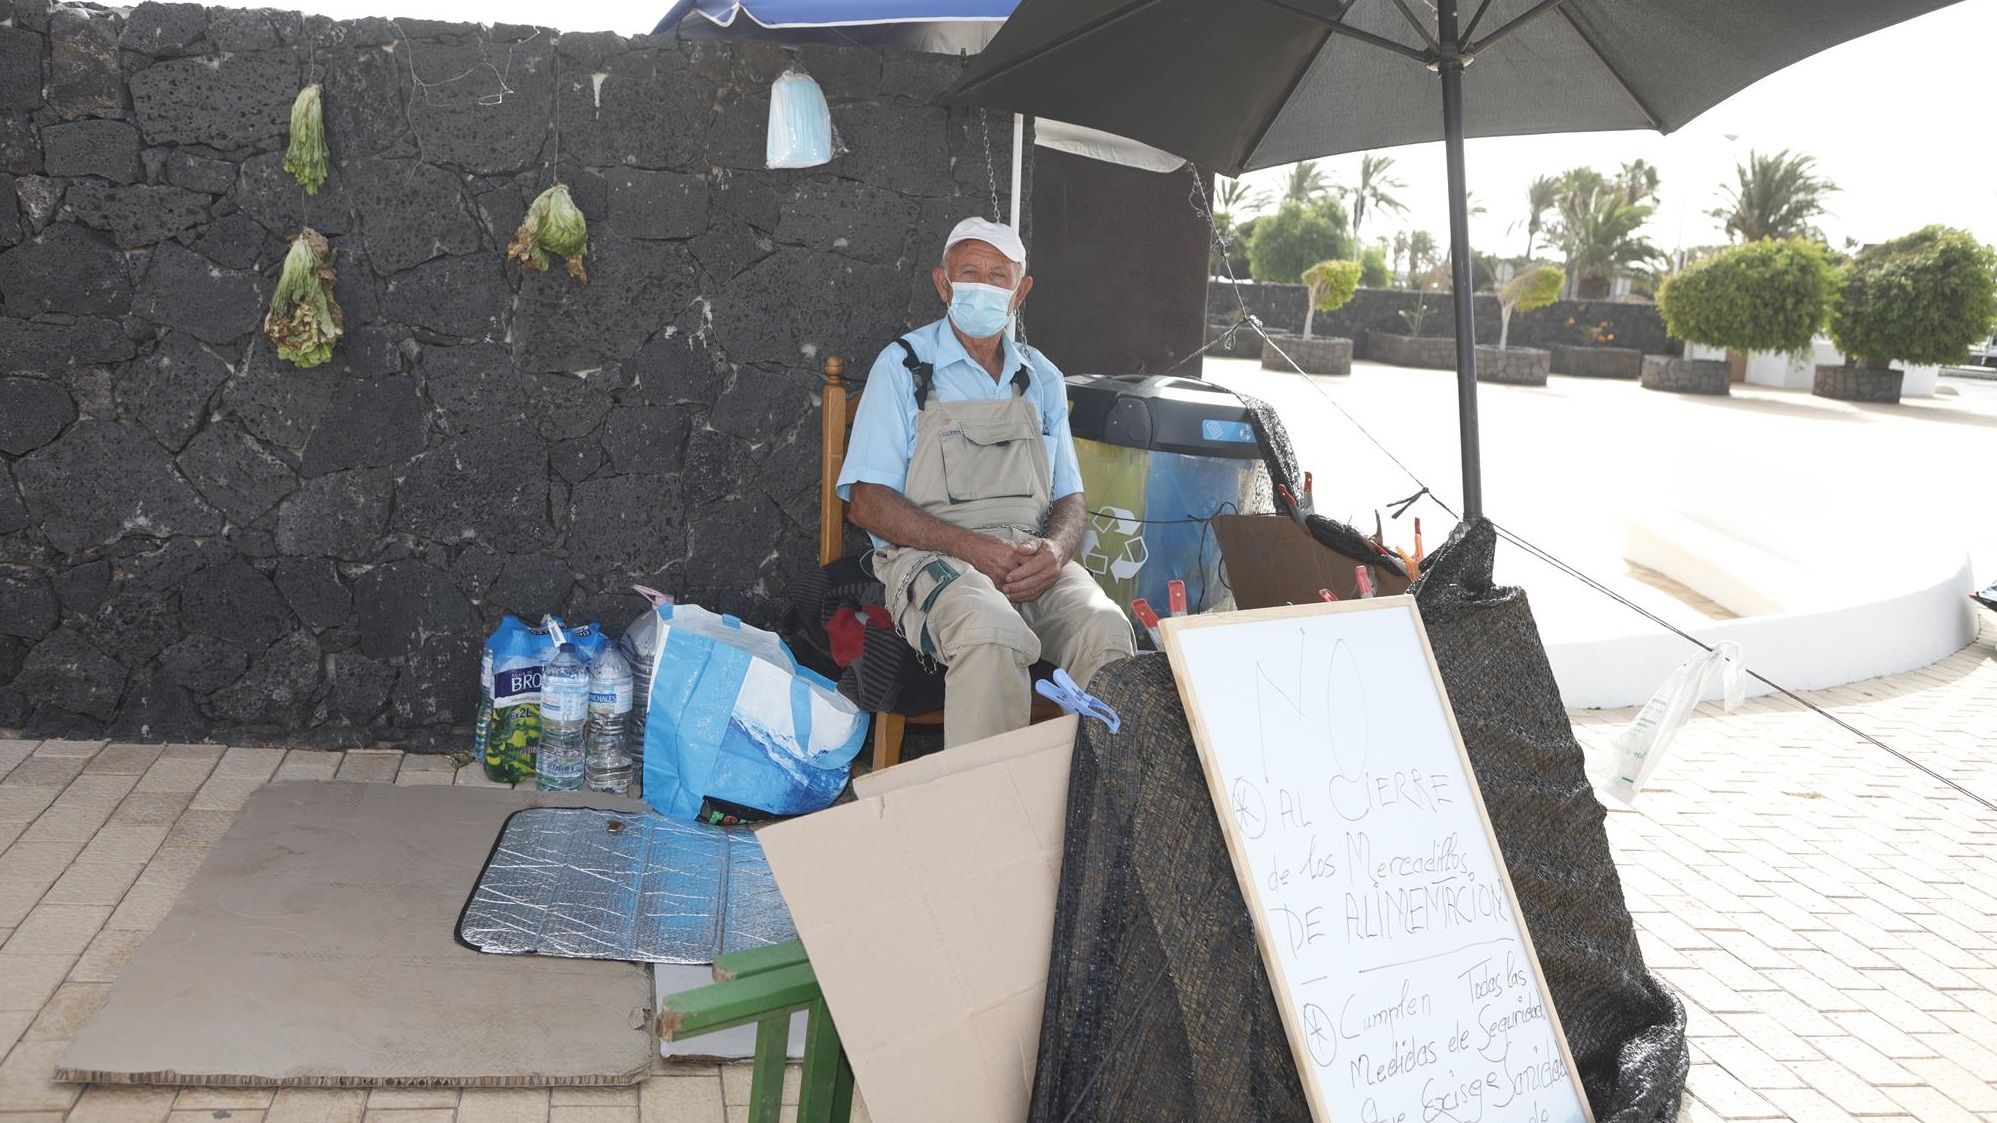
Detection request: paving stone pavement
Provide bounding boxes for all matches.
[1,614,1993,1121]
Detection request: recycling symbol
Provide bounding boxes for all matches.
[1081,506,1148,582]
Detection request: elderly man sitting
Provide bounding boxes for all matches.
[836,218,1137,747]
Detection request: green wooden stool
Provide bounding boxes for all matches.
[658,940,854,1123]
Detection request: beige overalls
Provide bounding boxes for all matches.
[873,364,1136,748]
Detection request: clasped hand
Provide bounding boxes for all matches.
[961,534,1066,603]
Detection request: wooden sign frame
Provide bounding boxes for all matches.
[1159,596,1595,1123]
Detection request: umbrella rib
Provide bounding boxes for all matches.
[951,0,1167,95]
[1464,0,1569,54]
[1458,0,1497,45]
[1384,0,1441,52]
[1233,18,1337,172]
[1547,6,1662,128]
[1254,0,1428,63]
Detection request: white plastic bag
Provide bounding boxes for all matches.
[616,585,674,764]
[767,65,837,169]
[1589,641,1746,804]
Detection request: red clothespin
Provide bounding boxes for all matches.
[1318,587,1339,602]
[1131,599,1163,649]
[1354,566,1376,599]
[1167,580,1188,617]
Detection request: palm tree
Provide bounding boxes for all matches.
[1708,149,1837,242]
[1406,230,1438,280]
[1522,174,1561,260]
[1617,159,1661,205]
[1216,177,1266,220]
[1438,193,1487,268]
[1341,153,1407,257]
[1282,160,1330,203]
[1390,230,1409,286]
[1558,193,1661,299]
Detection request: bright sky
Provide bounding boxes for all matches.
[1232,1,1997,259]
[217,0,1997,257]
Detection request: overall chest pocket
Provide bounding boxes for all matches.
[938,415,1044,503]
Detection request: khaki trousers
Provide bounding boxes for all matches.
[880,541,1136,748]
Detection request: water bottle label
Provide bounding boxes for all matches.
[544,691,588,723]
[494,666,543,707]
[588,683,634,712]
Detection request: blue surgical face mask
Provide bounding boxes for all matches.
[947,281,1016,339]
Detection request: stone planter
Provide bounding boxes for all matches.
[1262,335,1352,376]
[1473,345,1550,386]
[1813,364,1903,403]
[1640,355,1730,395]
[1550,345,1642,379]
[1366,331,1456,369]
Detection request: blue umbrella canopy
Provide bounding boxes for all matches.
[657,0,1014,48]
[675,0,1013,25]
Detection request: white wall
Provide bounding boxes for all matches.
[1548,444,1979,708]
[1691,339,1938,397]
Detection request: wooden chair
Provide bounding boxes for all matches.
[819,356,1059,774]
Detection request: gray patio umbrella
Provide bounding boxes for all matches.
[947,0,1965,519]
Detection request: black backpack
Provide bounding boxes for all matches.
[786,555,946,716]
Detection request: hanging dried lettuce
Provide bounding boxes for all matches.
[506,183,590,281]
[284,84,328,195]
[264,228,344,369]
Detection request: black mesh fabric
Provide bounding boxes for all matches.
[783,556,945,716]
[1028,518,1687,1122]
[1239,389,1410,583]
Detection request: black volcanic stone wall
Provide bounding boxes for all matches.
[0,1,1024,746]
[1208,281,1676,358]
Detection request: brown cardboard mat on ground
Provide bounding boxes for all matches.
[59,780,655,1088]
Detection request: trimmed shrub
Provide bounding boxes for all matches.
[1300,258,1361,339]
[1249,200,1352,284]
[1829,225,1997,368]
[1358,245,1391,288]
[1497,264,1563,349]
[1656,237,1835,356]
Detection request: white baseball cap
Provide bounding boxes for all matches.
[943,217,1026,270]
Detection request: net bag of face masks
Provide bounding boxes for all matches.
[767,65,842,169]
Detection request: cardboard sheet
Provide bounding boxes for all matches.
[1212,512,1411,607]
[59,781,656,1088]
[755,716,1079,1123]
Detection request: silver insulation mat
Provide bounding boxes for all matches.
[456,806,796,963]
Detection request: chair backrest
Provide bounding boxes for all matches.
[818,356,857,566]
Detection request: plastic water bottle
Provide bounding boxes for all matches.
[537,642,589,792]
[583,644,634,794]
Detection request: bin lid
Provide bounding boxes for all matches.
[1064,374,1263,459]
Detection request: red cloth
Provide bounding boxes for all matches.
[827,604,893,667]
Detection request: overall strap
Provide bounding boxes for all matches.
[893,338,935,410]
[897,336,1033,408]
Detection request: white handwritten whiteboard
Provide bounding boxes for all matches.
[1160,598,1593,1123]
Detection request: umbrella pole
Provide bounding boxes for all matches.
[1437,1,1483,520]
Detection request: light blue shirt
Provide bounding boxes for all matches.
[836,319,1084,547]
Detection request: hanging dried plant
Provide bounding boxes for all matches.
[264,228,344,369]
[506,183,590,281]
[284,84,329,195]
